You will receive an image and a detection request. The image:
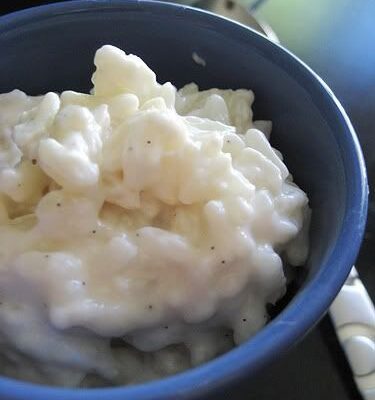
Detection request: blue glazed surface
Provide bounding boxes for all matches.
[0,1,368,399]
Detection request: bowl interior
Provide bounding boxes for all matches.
[0,1,367,399]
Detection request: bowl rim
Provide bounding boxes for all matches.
[0,1,369,399]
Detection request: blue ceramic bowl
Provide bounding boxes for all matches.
[0,1,368,399]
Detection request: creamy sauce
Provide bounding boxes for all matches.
[0,45,310,386]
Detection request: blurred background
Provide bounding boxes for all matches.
[1,1,374,399]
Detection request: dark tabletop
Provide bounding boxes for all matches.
[1,1,374,399]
